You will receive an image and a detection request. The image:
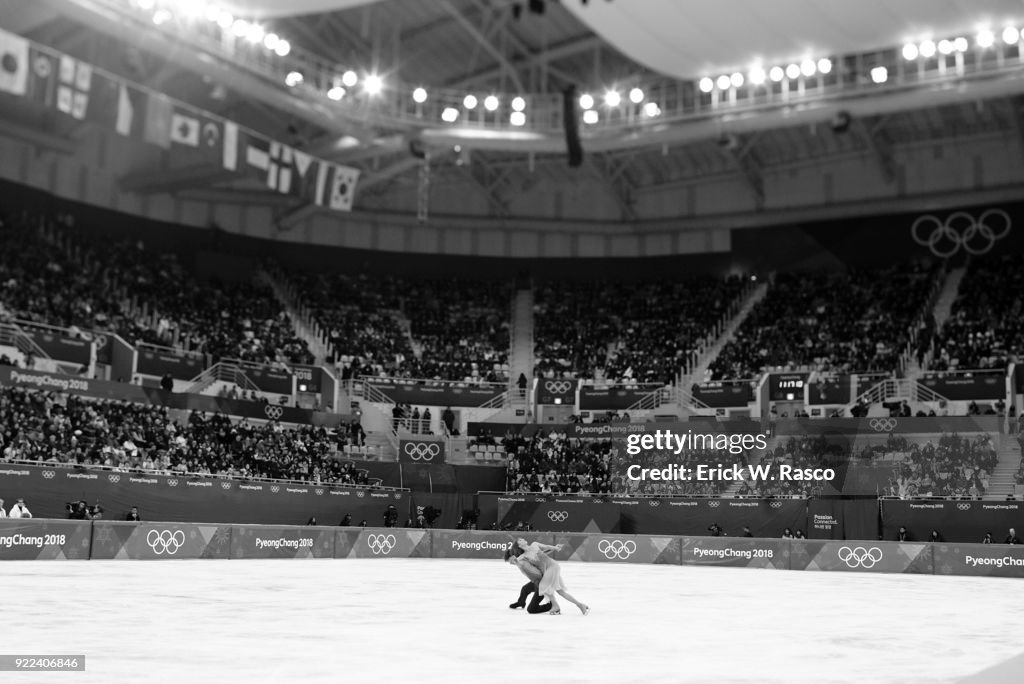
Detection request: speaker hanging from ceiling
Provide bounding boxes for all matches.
[562,85,584,168]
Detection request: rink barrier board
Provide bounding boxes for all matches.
[2,520,1023,578]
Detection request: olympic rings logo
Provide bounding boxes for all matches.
[167,479,178,487]
[649,500,660,507]
[598,539,637,560]
[147,529,185,555]
[357,491,365,498]
[911,209,1011,257]
[544,380,573,394]
[869,418,897,432]
[108,474,120,483]
[221,482,232,490]
[547,511,569,522]
[708,501,721,508]
[403,442,441,461]
[264,405,284,420]
[42,471,55,479]
[837,546,883,569]
[957,503,971,511]
[769,501,782,508]
[270,485,280,493]
[367,534,396,555]
[315,488,324,496]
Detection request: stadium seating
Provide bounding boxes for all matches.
[0,385,371,485]
[506,433,614,494]
[929,255,1024,370]
[290,271,509,381]
[709,264,939,380]
[0,207,312,366]
[533,277,746,384]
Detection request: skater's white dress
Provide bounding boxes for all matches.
[523,544,565,595]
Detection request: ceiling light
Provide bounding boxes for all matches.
[870,66,888,84]
[919,39,936,57]
[800,59,816,76]
[216,11,233,29]
[716,74,730,90]
[643,101,660,117]
[769,66,784,82]
[510,111,526,126]
[938,39,954,55]
[364,74,383,95]
[953,37,968,52]
[484,95,499,111]
[749,66,766,85]
[341,71,358,87]
[629,87,644,103]
[327,86,345,101]
[817,58,832,74]
[231,19,248,37]
[976,29,995,48]
[463,94,478,109]
[412,87,427,103]
[511,96,526,111]
[785,64,800,80]
[730,72,744,87]
[698,77,714,93]
[582,110,598,124]
[604,90,621,106]
[1003,26,1020,44]
[579,93,595,109]
[285,71,303,87]
[442,107,459,123]
[902,42,919,60]
[263,33,280,51]
[274,40,290,57]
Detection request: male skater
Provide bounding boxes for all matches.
[504,546,551,613]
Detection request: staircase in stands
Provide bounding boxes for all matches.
[677,279,770,392]
[508,287,534,410]
[258,270,331,365]
[910,265,967,376]
[985,433,1022,500]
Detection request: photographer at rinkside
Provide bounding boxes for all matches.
[67,501,92,520]
[126,506,142,522]
[383,504,399,528]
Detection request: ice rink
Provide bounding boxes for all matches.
[3,559,1024,683]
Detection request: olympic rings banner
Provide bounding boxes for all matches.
[398,438,446,465]
[230,524,335,559]
[90,521,232,560]
[535,379,578,406]
[334,528,431,559]
[790,541,932,574]
[554,533,681,565]
[0,519,92,560]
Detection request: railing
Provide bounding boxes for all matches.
[0,322,52,363]
[93,0,1024,143]
[4,459,408,492]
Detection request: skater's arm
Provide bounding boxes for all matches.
[533,543,562,554]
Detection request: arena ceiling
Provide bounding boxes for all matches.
[2,0,1024,222]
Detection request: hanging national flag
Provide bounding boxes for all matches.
[56,54,91,119]
[144,92,172,148]
[222,121,238,171]
[170,110,200,146]
[25,48,56,107]
[245,134,271,176]
[313,163,360,212]
[0,28,29,96]
[115,83,133,136]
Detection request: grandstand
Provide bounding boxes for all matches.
[2,1,1024,681]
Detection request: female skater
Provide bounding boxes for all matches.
[516,538,589,616]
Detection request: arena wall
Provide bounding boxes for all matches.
[2,520,1022,578]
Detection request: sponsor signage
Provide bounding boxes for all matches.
[578,386,658,410]
[136,347,207,380]
[0,520,92,560]
[932,543,1024,578]
[230,525,335,559]
[20,326,93,366]
[919,370,1007,401]
[681,537,789,569]
[536,379,577,406]
[365,380,505,408]
[0,367,345,426]
[692,380,755,408]
[398,438,446,464]
[243,364,293,395]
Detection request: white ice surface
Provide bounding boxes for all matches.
[2,559,1023,684]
